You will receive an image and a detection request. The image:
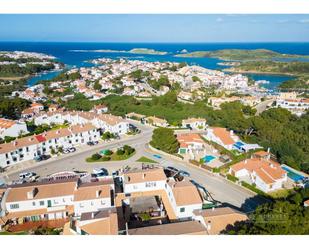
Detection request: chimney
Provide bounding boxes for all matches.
[207,220,212,231]
[13,141,17,146]
[91,212,95,219]
[267,147,270,153]
[270,163,274,169]
[96,190,101,198]
[230,130,234,135]
[56,130,60,134]
[27,188,37,199]
[244,159,248,164]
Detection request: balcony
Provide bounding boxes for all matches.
[47,205,66,212]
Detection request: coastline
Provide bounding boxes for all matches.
[223,68,295,76]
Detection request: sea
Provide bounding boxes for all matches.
[0,42,309,90]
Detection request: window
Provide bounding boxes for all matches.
[32,201,36,206]
[180,207,185,213]
[10,204,19,209]
[39,201,44,206]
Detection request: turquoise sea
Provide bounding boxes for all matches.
[0,42,308,90]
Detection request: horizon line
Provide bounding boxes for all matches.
[1,41,309,44]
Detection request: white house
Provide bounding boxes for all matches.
[0,124,100,169]
[73,180,114,216]
[229,153,288,192]
[3,179,78,222]
[204,127,239,150]
[122,168,167,194]
[182,118,207,130]
[177,133,205,156]
[165,179,203,219]
[0,118,28,139]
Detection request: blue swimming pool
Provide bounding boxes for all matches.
[202,155,216,163]
[281,165,305,182]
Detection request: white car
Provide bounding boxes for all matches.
[19,172,36,180]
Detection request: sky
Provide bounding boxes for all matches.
[0,14,309,43]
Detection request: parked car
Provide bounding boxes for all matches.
[153,154,162,159]
[34,155,50,162]
[166,166,179,173]
[87,141,98,146]
[93,168,108,176]
[19,172,36,180]
[164,166,179,177]
[178,170,190,177]
[63,147,76,154]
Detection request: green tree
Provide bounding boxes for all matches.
[150,127,179,154]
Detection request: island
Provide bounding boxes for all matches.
[70,48,167,55]
[174,49,309,61]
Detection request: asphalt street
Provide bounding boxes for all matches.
[0,120,268,212]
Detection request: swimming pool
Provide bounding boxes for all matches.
[281,165,305,182]
[202,155,216,163]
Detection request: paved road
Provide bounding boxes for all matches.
[255,99,274,115]
[0,120,267,212]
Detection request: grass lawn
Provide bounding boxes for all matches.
[86,151,136,162]
[268,189,294,199]
[136,156,158,164]
[0,231,28,235]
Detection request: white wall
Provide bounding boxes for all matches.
[74,197,111,216]
[124,180,166,194]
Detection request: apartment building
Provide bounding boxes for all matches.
[0,118,28,139]
[35,111,129,135]
[119,167,204,220]
[0,124,100,168]
[276,98,309,116]
[0,178,115,227]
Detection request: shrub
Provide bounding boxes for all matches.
[226,174,239,182]
[101,156,111,161]
[91,153,102,161]
[241,181,267,196]
[116,149,125,155]
[123,145,135,155]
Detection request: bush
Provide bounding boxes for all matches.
[116,149,125,155]
[241,181,267,196]
[226,174,239,183]
[101,156,111,161]
[91,153,102,161]
[123,145,135,155]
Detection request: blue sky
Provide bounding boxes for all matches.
[0,14,308,42]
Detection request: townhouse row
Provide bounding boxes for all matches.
[0,123,99,168]
[0,166,249,235]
